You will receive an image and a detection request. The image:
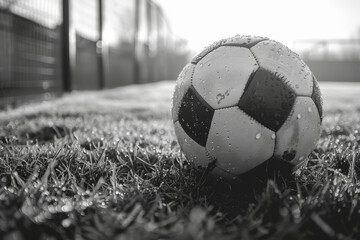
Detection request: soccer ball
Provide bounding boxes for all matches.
[171,35,323,180]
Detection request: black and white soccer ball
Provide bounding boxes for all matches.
[172,35,323,180]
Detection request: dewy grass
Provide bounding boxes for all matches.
[0,81,360,240]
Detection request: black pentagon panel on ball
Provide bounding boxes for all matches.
[311,74,323,121]
[178,86,215,147]
[238,68,296,132]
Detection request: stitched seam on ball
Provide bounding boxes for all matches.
[305,96,322,122]
[173,114,178,123]
[311,76,323,121]
[236,107,274,134]
[273,71,286,81]
[221,38,268,48]
[244,49,261,99]
[189,85,214,111]
[205,148,215,161]
[297,94,313,98]
[249,48,260,66]
[204,149,238,176]
[271,70,297,97]
[204,148,218,171]
[189,63,196,86]
[215,105,239,111]
[282,98,297,127]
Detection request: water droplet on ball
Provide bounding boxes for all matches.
[255,133,261,139]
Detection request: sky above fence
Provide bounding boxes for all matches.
[156,0,360,53]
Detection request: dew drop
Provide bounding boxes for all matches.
[308,107,312,112]
[271,134,276,140]
[297,114,301,119]
[255,133,261,139]
[62,218,72,228]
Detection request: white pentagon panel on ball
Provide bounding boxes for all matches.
[274,97,321,165]
[173,121,210,167]
[171,63,195,122]
[191,39,224,64]
[192,46,258,110]
[251,40,313,96]
[206,107,275,175]
[221,35,268,48]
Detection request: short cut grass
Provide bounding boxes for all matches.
[0,81,360,240]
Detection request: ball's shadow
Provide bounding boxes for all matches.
[198,158,297,219]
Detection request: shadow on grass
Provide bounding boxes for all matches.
[197,158,297,219]
[17,125,72,144]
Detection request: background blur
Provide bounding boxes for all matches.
[0,0,190,106]
[0,0,359,106]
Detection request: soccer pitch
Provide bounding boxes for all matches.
[0,81,360,239]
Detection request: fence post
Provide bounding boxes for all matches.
[62,0,71,92]
[97,0,105,89]
[133,0,140,84]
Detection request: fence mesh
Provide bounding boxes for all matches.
[0,0,62,105]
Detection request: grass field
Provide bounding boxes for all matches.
[0,81,360,240]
